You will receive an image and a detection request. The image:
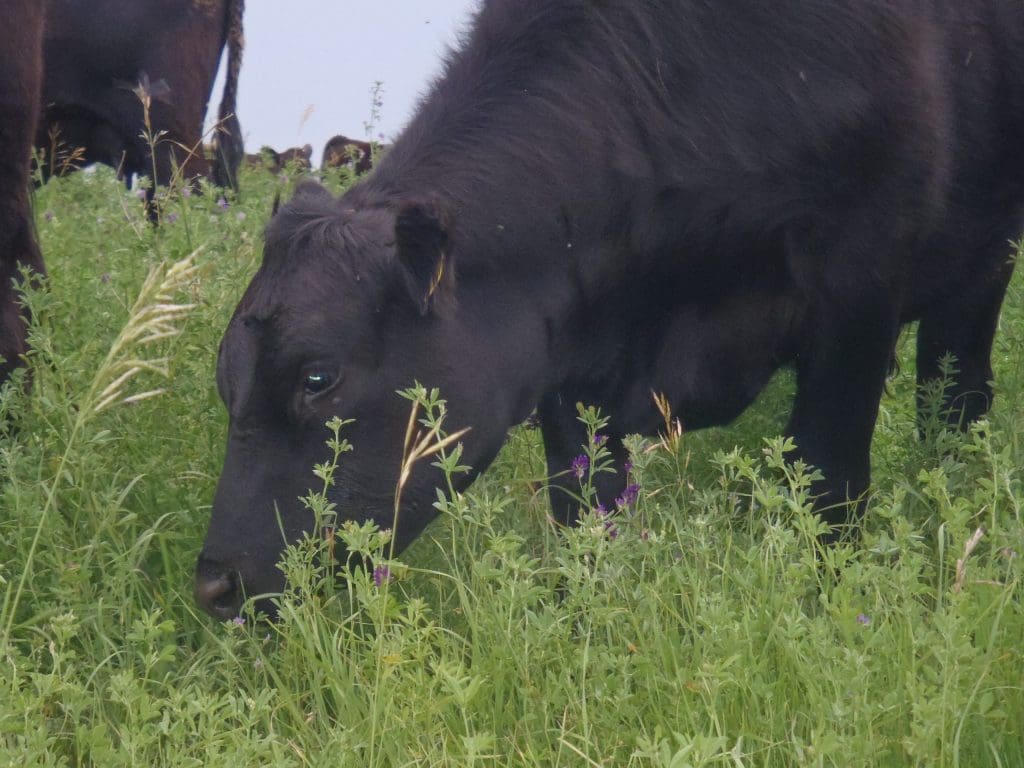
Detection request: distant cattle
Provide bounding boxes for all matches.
[37,0,245,191]
[0,1,45,388]
[197,0,1024,620]
[244,144,312,174]
[321,135,379,175]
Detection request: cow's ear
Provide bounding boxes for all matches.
[394,200,452,315]
[271,181,331,218]
[292,180,332,200]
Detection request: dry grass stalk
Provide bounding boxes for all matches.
[651,389,684,454]
[393,399,470,527]
[90,253,199,414]
[953,526,986,594]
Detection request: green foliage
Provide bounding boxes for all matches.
[0,165,1021,766]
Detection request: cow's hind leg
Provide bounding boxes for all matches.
[915,239,1015,432]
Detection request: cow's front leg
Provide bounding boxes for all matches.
[784,201,910,539]
[784,284,900,539]
[537,392,629,527]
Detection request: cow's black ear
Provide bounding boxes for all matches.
[273,180,331,218]
[292,180,332,200]
[394,200,452,315]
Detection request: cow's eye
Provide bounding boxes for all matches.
[303,372,333,395]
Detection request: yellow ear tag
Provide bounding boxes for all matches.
[427,254,446,298]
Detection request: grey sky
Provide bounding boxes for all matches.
[209,1,481,166]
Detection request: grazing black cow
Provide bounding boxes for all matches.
[275,144,313,171]
[0,1,45,388]
[197,0,1024,619]
[37,0,245,191]
[244,144,313,174]
[321,134,377,175]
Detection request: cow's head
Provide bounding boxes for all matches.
[195,182,534,620]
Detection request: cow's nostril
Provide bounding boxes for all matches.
[195,568,241,620]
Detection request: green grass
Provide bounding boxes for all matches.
[1,164,1021,767]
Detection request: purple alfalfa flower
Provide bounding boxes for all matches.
[136,187,147,201]
[615,483,640,510]
[856,613,871,626]
[232,615,245,626]
[165,211,179,224]
[592,433,608,448]
[181,185,192,198]
[595,503,619,540]
[236,211,247,222]
[216,196,229,212]
[623,459,633,475]
[571,454,590,479]
[373,564,391,588]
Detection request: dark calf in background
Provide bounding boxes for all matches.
[275,144,313,171]
[321,134,379,175]
[244,144,313,174]
[38,0,245,191]
[0,1,45,387]
[197,0,1024,620]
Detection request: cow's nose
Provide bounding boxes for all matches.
[194,556,242,620]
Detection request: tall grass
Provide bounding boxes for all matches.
[0,163,1021,766]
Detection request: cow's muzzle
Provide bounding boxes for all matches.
[194,554,242,620]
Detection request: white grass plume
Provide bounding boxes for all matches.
[89,253,198,415]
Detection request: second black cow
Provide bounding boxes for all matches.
[38,0,244,190]
[197,0,1024,619]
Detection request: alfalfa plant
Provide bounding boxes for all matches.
[265,383,468,616]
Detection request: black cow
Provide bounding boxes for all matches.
[1,1,45,387]
[37,0,245,191]
[197,0,1024,619]
[321,134,377,175]
[244,144,313,174]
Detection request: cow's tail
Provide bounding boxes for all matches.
[211,0,244,191]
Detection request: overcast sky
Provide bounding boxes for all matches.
[208,1,481,167]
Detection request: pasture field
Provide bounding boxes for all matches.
[1,163,1022,767]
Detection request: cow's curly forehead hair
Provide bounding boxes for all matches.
[259,181,396,285]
